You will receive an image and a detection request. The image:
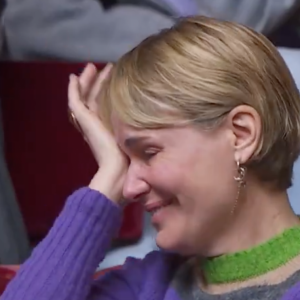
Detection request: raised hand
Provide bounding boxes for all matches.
[68,64,128,202]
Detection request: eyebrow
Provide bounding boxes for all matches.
[124,136,150,148]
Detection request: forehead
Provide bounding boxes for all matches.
[111,113,138,138]
[110,113,217,150]
[111,113,159,144]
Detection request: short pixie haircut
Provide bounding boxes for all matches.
[100,16,300,190]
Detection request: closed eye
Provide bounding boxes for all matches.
[143,148,159,160]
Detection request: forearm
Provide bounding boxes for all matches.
[3,0,105,61]
[3,0,173,61]
[1,187,122,300]
[196,0,300,33]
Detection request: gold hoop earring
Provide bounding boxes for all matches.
[231,161,247,214]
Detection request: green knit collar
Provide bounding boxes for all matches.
[201,225,300,284]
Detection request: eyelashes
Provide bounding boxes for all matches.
[142,148,159,161]
[126,146,161,163]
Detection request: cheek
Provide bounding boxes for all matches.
[145,140,235,204]
[194,133,233,175]
[185,141,236,206]
[146,156,185,192]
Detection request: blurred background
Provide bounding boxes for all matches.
[0,0,299,282]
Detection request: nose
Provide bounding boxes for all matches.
[123,165,150,201]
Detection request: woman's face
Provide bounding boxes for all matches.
[112,116,238,256]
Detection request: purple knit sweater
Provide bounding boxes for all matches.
[1,187,300,300]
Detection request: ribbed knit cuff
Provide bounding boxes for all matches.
[2,187,122,300]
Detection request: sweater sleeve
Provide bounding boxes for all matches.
[2,0,173,62]
[195,0,300,34]
[0,187,139,300]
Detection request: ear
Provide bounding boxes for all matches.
[226,105,261,164]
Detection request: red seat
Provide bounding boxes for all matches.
[0,62,143,245]
[0,266,19,295]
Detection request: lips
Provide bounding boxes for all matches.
[145,199,173,214]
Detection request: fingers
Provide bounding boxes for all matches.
[86,63,113,110]
[68,63,112,117]
[68,74,87,117]
[78,63,98,99]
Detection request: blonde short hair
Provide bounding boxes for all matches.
[100,16,300,190]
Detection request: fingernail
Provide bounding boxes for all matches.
[69,74,77,81]
[77,63,95,75]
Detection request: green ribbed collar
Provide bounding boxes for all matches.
[202,226,300,284]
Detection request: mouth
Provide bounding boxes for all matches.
[145,199,174,216]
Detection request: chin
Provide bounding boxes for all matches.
[155,229,192,256]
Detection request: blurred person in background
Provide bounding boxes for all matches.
[1,0,300,62]
[0,4,30,264]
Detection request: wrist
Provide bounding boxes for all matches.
[89,168,125,203]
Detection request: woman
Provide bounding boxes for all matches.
[2,16,300,300]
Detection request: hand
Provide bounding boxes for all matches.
[68,63,128,202]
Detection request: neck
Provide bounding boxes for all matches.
[209,179,300,257]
